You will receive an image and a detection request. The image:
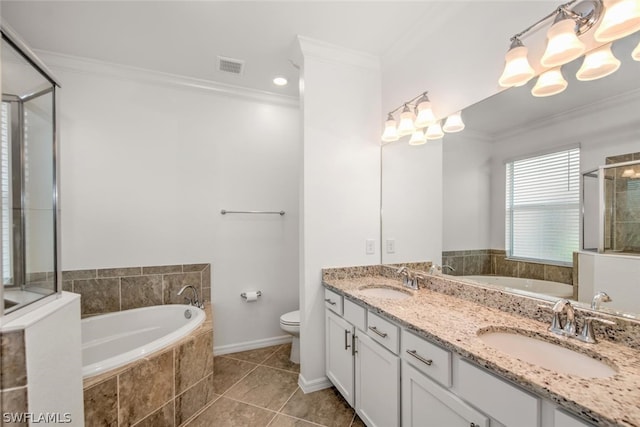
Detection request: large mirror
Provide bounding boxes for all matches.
[381,31,640,317]
[1,27,60,315]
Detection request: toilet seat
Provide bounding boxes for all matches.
[280,310,300,326]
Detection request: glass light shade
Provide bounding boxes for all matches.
[414,100,436,128]
[425,121,444,140]
[633,38,640,61]
[531,68,568,97]
[576,43,621,81]
[408,129,426,145]
[622,168,636,177]
[595,0,640,42]
[541,19,586,67]
[443,111,465,133]
[498,45,535,87]
[381,118,399,142]
[397,108,416,136]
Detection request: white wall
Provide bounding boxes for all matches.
[381,139,442,264]
[442,131,492,251]
[42,53,300,351]
[296,37,381,391]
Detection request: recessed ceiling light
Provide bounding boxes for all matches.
[273,76,288,86]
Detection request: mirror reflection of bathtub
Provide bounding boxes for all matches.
[461,276,574,299]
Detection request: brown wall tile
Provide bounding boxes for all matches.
[494,255,518,277]
[1,330,27,388]
[132,401,174,427]
[441,256,463,276]
[202,265,211,289]
[118,350,174,426]
[62,269,97,281]
[98,267,142,278]
[544,265,573,285]
[75,278,120,316]
[175,331,214,394]
[463,255,491,276]
[518,262,545,280]
[183,264,208,273]
[1,387,28,426]
[121,275,163,310]
[62,280,73,292]
[175,374,216,425]
[164,273,202,305]
[84,378,118,427]
[143,265,182,275]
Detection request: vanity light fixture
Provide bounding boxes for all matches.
[408,128,427,145]
[576,42,621,80]
[397,104,416,137]
[594,0,640,42]
[443,111,465,133]
[498,38,536,87]
[414,93,436,128]
[273,76,288,86]
[633,38,640,60]
[622,168,636,177]
[381,113,400,142]
[531,67,568,97]
[425,121,445,140]
[540,11,587,67]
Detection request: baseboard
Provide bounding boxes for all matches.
[298,374,332,394]
[213,335,292,356]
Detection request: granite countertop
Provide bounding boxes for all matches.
[323,276,640,427]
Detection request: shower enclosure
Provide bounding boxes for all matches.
[582,158,640,254]
[1,24,61,316]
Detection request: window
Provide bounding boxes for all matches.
[1,102,13,284]
[506,147,580,265]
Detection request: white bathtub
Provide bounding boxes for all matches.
[462,275,574,298]
[81,304,205,378]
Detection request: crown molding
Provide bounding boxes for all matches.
[35,50,299,107]
[297,36,380,71]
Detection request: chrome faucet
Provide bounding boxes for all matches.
[577,292,615,343]
[178,285,203,309]
[442,264,456,273]
[551,299,576,336]
[396,266,421,290]
[591,291,612,310]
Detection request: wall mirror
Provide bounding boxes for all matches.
[1,26,60,316]
[381,31,640,318]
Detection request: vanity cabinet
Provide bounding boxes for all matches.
[325,309,355,405]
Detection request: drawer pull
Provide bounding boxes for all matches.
[406,349,433,366]
[344,330,351,350]
[324,298,336,306]
[368,326,388,338]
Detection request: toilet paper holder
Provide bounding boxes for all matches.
[240,291,262,300]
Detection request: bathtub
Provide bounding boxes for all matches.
[81,304,205,378]
[462,275,574,298]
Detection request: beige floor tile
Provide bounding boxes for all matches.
[280,388,354,427]
[350,415,366,427]
[212,356,258,395]
[223,345,282,364]
[224,366,299,411]
[263,344,300,374]
[269,414,323,427]
[186,397,276,427]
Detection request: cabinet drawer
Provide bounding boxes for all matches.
[366,311,399,354]
[343,299,366,331]
[555,409,594,427]
[324,288,343,315]
[457,360,540,427]
[401,330,451,387]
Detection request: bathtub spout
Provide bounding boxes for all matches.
[178,285,204,309]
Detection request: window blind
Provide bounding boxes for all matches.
[1,102,12,284]
[506,147,580,265]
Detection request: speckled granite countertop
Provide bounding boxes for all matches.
[323,276,640,427]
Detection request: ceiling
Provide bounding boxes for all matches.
[1,1,437,98]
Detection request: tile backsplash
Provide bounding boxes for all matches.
[63,263,211,317]
[0,329,28,425]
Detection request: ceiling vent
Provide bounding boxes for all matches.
[217,56,244,76]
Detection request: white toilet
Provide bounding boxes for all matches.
[279,310,300,364]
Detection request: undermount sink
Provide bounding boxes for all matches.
[478,329,617,379]
[358,286,412,300]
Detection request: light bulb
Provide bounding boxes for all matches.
[498,39,535,87]
[531,68,568,97]
[443,112,465,133]
[408,128,426,146]
[595,0,640,42]
[397,105,416,137]
[633,38,640,61]
[576,43,621,81]
[541,17,586,67]
[381,114,399,142]
[425,121,444,140]
[622,168,636,177]
[414,94,436,128]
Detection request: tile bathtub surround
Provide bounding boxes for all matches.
[442,249,574,285]
[83,308,214,427]
[0,329,29,425]
[322,272,640,427]
[63,263,211,317]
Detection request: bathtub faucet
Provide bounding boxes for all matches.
[178,285,204,309]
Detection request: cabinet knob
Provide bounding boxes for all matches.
[324,298,336,306]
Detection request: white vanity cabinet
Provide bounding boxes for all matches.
[325,296,400,427]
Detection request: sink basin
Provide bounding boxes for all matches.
[358,286,412,300]
[478,329,617,378]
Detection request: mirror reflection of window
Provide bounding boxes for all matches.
[1,102,13,286]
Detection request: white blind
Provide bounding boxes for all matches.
[506,147,580,264]
[1,102,13,284]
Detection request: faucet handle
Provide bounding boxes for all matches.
[577,316,616,343]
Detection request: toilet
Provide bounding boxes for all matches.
[279,310,300,364]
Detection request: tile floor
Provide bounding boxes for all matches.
[185,344,365,427]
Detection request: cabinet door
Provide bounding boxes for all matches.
[402,361,489,427]
[326,309,355,406]
[355,332,400,427]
